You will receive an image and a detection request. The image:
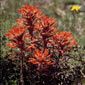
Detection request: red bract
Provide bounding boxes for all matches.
[42,16,56,27]
[27,44,35,50]
[18,4,43,18]
[53,32,77,55]
[41,16,57,39]
[16,18,26,26]
[5,26,26,40]
[34,19,43,31]
[6,42,17,48]
[28,49,54,66]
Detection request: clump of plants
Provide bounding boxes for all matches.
[4,4,85,85]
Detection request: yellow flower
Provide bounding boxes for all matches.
[71,5,81,12]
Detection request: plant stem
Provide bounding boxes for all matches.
[20,51,24,85]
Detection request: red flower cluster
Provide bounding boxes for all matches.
[18,4,42,18]
[53,32,77,56]
[5,26,26,49]
[41,16,57,39]
[28,49,53,67]
[5,26,26,40]
[5,4,77,69]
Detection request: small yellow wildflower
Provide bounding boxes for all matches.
[71,5,81,12]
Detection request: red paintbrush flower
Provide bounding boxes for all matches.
[28,49,54,66]
[53,31,77,55]
[41,16,57,39]
[5,26,26,40]
[18,4,44,37]
[18,4,43,18]
[42,16,56,27]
